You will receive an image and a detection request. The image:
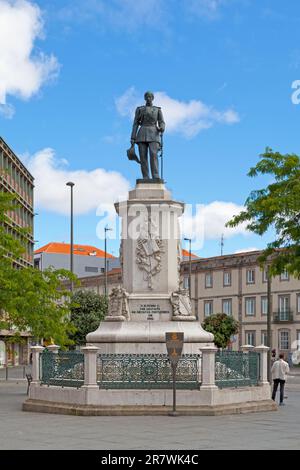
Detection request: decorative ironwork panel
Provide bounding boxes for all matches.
[215,350,259,388]
[97,354,200,389]
[40,351,84,388]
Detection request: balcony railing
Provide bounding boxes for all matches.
[273,310,294,323]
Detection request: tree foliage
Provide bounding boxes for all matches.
[69,290,108,345]
[0,191,76,346]
[227,148,300,277]
[202,313,239,349]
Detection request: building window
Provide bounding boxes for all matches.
[246,269,255,284]
[205,273,213,288]
[183,276,189,289]
[279,295,290,313]
[261,296,268,316]
[297,294,300,314]
[279,331,289,350]
[204,300,213,317]
[222,299,232,315]
[85,266,99,273]
[280,270,289,281]
[223,271,231,287]
[262,269,268,283]
[245,331,256,346]
[34,259,40,270]
[245,297,256,316]
[261,331,268,346]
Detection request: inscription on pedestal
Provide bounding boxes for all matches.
[131,304,170,315]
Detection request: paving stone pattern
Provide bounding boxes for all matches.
[0,371,300,450]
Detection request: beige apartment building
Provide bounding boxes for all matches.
[181,250,300,356]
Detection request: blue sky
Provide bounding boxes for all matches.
[1,0,300,258]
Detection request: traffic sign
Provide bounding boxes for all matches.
[165,332,184,417]
[166,332,184,366]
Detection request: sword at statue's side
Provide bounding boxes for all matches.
[160,131,164,181]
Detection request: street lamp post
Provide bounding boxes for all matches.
[184,237,192,300]
[66,182,75,292]
[267,265,273,383]
[104,227,112,297]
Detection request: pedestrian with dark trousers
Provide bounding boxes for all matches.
[271,353,290,406]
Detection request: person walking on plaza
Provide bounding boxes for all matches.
[271,353,290,405]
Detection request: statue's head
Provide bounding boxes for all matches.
[144,91,154,105]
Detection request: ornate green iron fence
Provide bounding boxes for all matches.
[40,351,84,388]
[97,354,200,389]
[215,350,259,388]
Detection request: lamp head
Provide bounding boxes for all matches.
[66,181,75,187]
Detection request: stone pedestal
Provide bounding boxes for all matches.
[87,181,213,353]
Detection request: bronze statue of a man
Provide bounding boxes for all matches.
[130,91,165,180]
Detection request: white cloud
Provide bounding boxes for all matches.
[26,148,130,215]
[0,103,15,119]
[116,87,239,138]
[187,0,230,20]
[181,201,248,248]
[0,0,59,114]
[58,0,165,31]
[234,247,260,254]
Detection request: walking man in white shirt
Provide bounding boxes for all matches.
[271,353,290,405]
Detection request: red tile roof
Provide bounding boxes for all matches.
[35,243,197,260]
[182,249,199,259]
[35,242,115,259]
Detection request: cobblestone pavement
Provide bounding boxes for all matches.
[0,375,300,450]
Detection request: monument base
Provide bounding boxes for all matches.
[86,320,214,354]
[24,383,276,416]
[136,178,165,185]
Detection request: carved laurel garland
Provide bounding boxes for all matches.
[136,237,164,289]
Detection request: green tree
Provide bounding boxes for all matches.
[202,313,239,349]
[69,290,108,345]
[227,148,300,277]
[0,191,76,346]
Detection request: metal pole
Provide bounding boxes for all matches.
[105,230,107,298]
[184,237,192,300]
[104,227,112,298]
[189,239,192,301]
[66,182,75,292]
[160,132,163,181]
[169,364,179,417]
[172,365,176,413]
[267,266,272,383]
